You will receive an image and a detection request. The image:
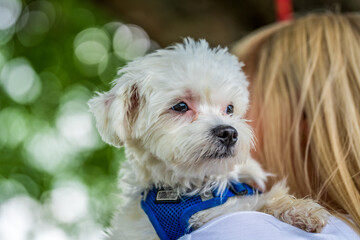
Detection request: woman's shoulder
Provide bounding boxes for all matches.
[180,211,360,240]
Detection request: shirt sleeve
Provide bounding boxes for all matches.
[179,211,360,240]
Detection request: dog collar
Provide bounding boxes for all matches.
[141,182,258,240]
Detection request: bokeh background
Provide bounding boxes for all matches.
[0,0,359,239]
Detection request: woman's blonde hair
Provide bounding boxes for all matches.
[233,13,360,232]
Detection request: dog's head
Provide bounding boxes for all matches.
[89,38,253,180]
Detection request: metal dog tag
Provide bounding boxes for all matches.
[155,190,180,203]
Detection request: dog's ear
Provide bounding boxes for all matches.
[88,80,140,147]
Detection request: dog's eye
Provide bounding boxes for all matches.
[226,105,234,115]
[171,102,189,113]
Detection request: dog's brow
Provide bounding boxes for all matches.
[185,89,193,97]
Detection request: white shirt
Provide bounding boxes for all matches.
[179,211,359,240]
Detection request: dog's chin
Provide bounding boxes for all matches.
[199,156,239,176]
[176,150,241,178]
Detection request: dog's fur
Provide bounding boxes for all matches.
[89,39,329,240]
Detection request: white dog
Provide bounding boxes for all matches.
[89,38,329,240]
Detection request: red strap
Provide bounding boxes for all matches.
[275,0,293,21]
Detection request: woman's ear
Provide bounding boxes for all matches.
[88,80,140,148]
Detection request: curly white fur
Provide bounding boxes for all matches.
[89,38,329,240]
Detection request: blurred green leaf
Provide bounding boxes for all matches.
[0,0,137,238]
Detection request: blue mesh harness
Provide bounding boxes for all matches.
[141,182,257,240]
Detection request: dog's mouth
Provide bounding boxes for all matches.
[201,144,235,159]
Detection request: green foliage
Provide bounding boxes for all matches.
[0,0,152,238]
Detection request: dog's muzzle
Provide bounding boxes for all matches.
[200,125,237,159]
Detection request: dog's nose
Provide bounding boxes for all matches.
[212,125,238,147]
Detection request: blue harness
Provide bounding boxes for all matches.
[141,182,257,240]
